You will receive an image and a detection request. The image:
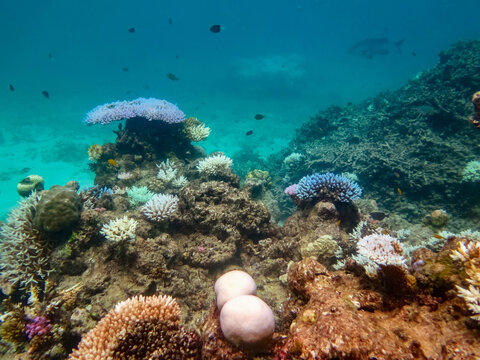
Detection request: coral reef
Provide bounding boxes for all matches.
[100,216,138,242]
[141,193,179,221]
[269,40,480,225]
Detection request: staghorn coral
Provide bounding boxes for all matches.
[197,154,233,176]
[100,216,138,242]
[84,98,185,125]
[0,192,50,292]
[141,193,179,221]
[68,294,201,360]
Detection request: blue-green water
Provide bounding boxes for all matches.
[0,0,479,219]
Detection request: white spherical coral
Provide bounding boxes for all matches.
[357,233,406,267]
[196,154,233,176]
[100,216,138,242]
[142,193,179,221]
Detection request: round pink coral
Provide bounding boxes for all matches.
[214,270,257,311]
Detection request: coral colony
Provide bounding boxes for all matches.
[3,39,480,360]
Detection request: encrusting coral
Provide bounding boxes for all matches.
[68,294,201,360]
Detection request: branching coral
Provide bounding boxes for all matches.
[127,186,154,207]
[0,192,50,292]
[196,154,233,176]
[183,117,211,142]
[451,238,480,320]
[141,194,179,221]
[356,233,407,268]
[68,295,201,359]
[100,216,138,242]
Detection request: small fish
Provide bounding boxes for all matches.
[433,234,444,240]
[168,18,173,25]
[397,187,403,196]
[381,230,389,235]
[337,219,341,225]
[122,67,129,72]
[412,51,416,57]
[370,211,388,221]
[246,130,253,136]
[210,24,221,33]
[107,159,118,166]
[9,84,14,91]
[48,53,53,60]
[254,114,265,120]
[166,73,179,81]
[128,27,135,33]
[41,90,50,99]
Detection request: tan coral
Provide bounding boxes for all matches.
[68,295,202,360]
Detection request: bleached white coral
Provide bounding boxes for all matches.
[142,194,179,221]
[357,233,407,268]
[196,154,233,176]
[0,192,50,290]
[127,186,154,207]
[157,159,178,183]
[185,123,211,142]
[450,239,480,321]
[100,216,138,242]
[172,175,188,189]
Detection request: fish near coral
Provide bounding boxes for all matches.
[107,159,118,166]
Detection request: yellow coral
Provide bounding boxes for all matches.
[183,117,211,142]
[87,144,102,161]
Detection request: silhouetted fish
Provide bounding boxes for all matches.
[254,114,265,120]
[167,73,179,81]
[349,38,405,59]
[246,130,253,136]
[9,84,14,92]
[122,67,129,72]
[168,18,173,25]
[128,27,135,33]
[412,51,416,56]
[48,53,53,60]
[370,211,388,221]
[41,90,50,99]
[210,25,221,33]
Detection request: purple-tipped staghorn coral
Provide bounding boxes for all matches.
[85,98,185,125]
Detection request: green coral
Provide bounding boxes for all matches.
[245,169,272,188]
[127,186,154,207]
[462,160,480,182]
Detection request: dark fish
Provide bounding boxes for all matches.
[246,130,253,136]
[48,53,53,60]
[210,24,221,33]
[254,114,265,120]
[349,38,405,59]
[122,67,129,72]
[412,51,416,56]
[168,18,173,25]
[370,211,388,221]
[128,27,135,33]
[41,90,50,99]
[9,84,14,91]
[167,73,179,81]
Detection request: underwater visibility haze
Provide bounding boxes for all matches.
[1,0,480,358]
